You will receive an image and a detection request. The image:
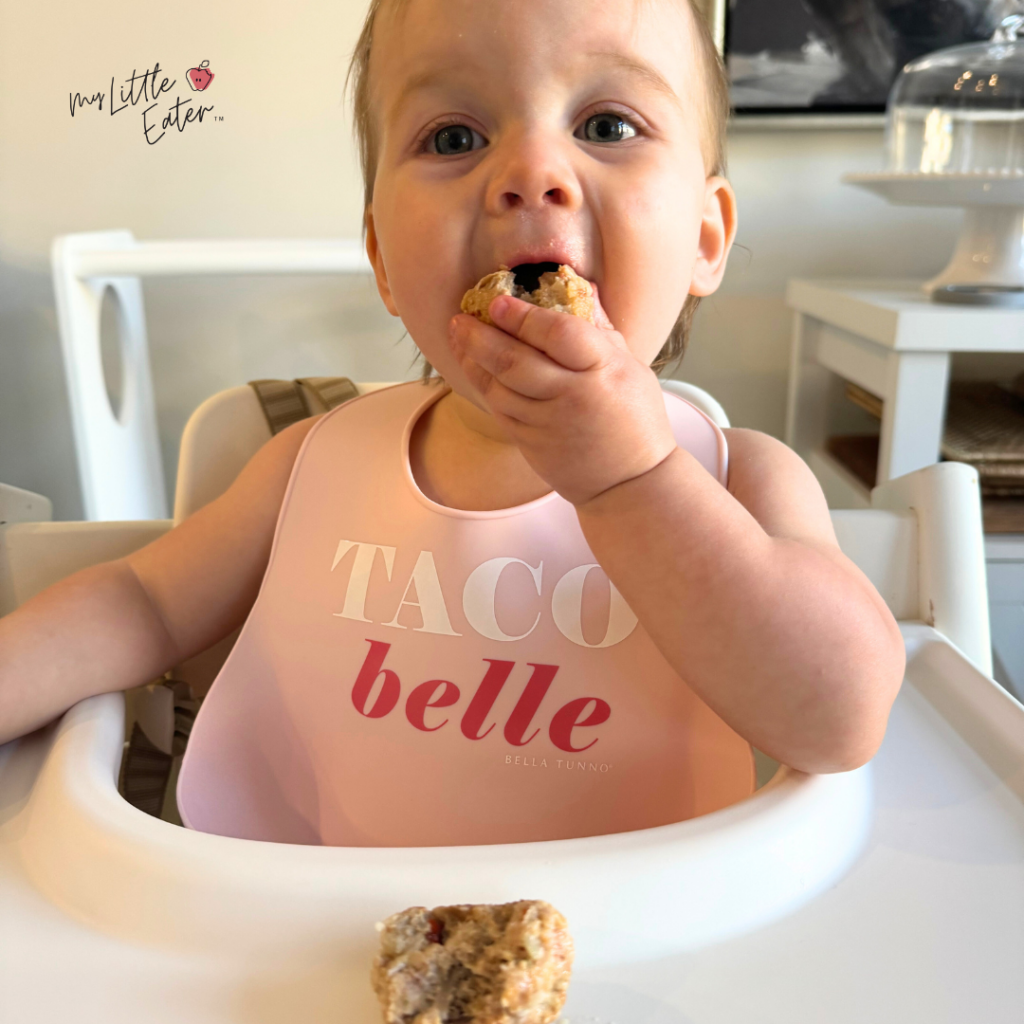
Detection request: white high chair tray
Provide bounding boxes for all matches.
[2,624,1022,1023]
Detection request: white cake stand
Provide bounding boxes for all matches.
[844,172,1024,305]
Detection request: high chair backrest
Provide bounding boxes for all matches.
[172,380,392,524]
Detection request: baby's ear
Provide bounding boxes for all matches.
[365,207,400,317]
[689,177,738,297]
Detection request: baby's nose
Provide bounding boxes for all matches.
[485,135,582,215]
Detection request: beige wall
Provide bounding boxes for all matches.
[0,1,960,519]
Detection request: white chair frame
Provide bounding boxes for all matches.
[50,231,372,521]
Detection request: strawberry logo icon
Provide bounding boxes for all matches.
[186,60,214,92]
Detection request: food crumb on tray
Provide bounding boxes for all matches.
[371,899,574,1024]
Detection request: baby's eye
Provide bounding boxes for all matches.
[578,113,637,144]
[431,124,485,155]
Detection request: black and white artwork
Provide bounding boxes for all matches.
[726,0,1011,112]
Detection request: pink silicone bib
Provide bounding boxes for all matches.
[177,382,754,845]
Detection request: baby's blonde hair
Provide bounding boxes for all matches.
[346,0,729,375]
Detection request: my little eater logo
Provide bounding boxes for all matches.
[69,60,221,145]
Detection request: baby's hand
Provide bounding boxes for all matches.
[448,292,677,506]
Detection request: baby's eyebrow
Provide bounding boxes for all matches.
[585,51,681,108]
[387,67,466,124]
[385,52,681,127]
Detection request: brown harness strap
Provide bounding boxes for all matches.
[248,376,359,435]
[297,375,360,412]
[120,722,173,818]
[248,379,311,436]
[119,679,198,822]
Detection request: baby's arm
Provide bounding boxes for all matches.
[0,416,320,745]
[575,428,904,774]
[449,295,904,774]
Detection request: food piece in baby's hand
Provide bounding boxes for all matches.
[371,899,574,1024]
[461,265,595,326]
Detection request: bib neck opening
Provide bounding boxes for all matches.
[401,383,559,519]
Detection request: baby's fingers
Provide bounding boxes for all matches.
[487,295,612,372]
[449,314,567,400]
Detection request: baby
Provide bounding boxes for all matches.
[0,0,904,845]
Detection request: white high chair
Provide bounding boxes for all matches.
[1,383,1022,1024]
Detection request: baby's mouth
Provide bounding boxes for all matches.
[509,262,561,292]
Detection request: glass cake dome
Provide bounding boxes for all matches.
[845,12,1024,305]
[887,13,1024,176]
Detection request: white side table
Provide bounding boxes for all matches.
[785,278,1024,700]
[785,278,1024,508]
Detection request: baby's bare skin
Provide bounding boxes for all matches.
[0,0,905,770]
[0,417,318,744]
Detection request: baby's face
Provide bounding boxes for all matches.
[365,0,726,392]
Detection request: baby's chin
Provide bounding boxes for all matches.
[443,373,491,416]
[432,368,514,436]
[415,346,482,406]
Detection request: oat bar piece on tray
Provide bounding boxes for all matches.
[461,265,595,326]
[371,900,574,1024]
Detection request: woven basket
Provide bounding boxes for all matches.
[942,382,1024,495]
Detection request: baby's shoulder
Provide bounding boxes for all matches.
[721,427,836,543]
[720,427,803,491]
[268,412,325,458]
[222,413,325,519]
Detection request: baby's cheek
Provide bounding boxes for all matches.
[627,173,699,240]
[603,207,694,356]
[373,176,469,351]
